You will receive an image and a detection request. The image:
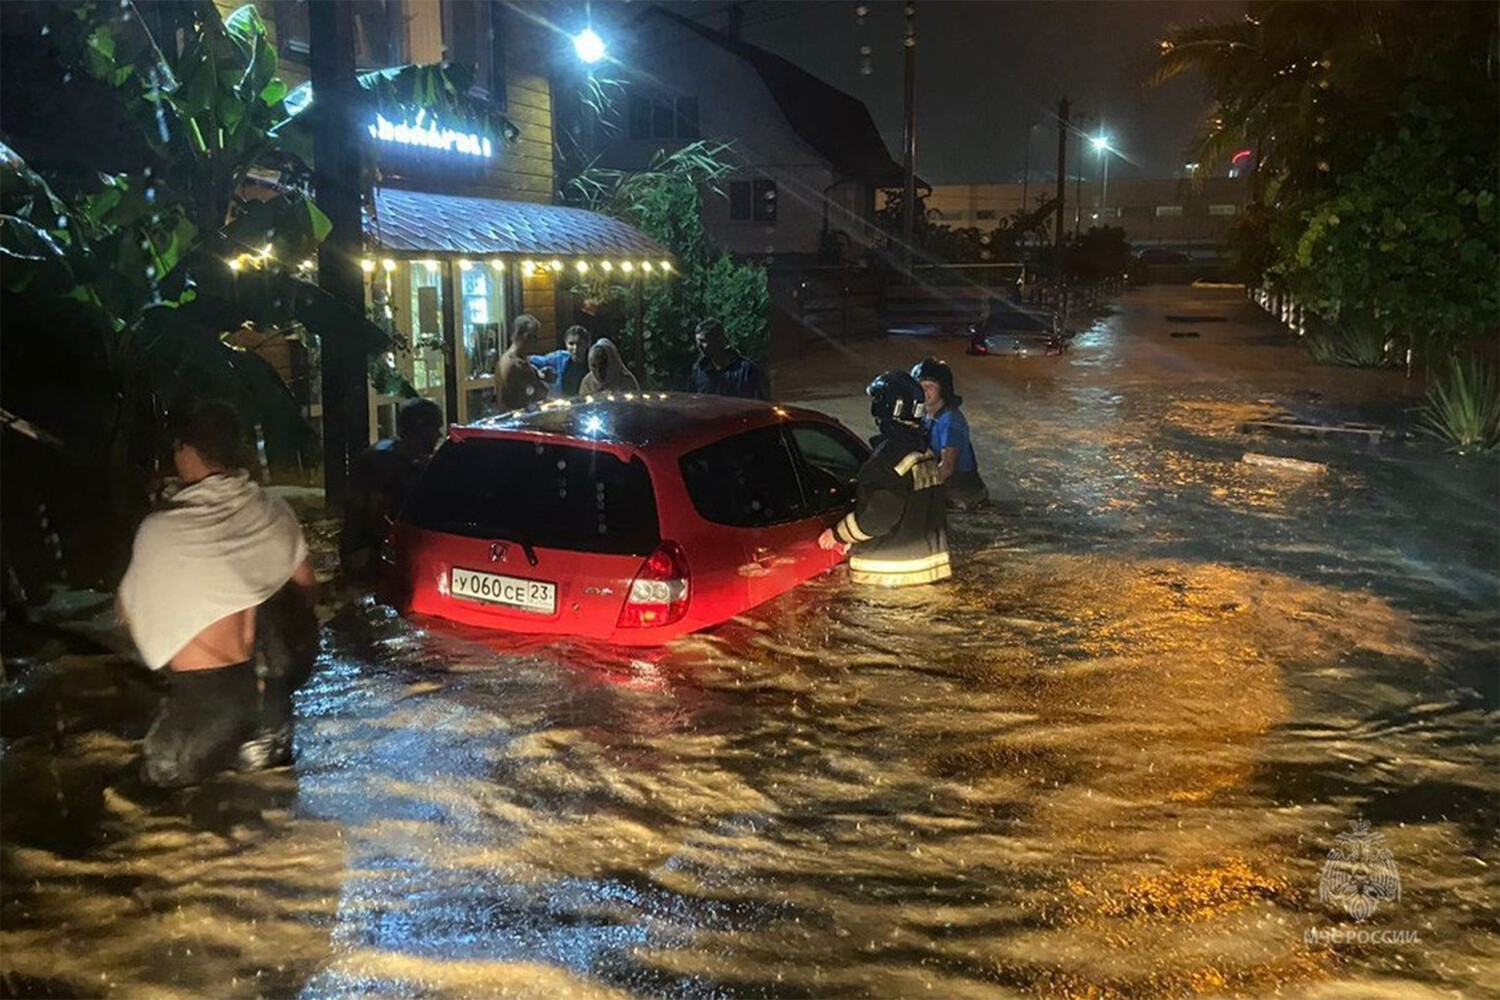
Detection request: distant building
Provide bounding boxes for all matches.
[582,6,907,265]
[927,176,1253,258]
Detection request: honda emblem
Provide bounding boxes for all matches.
[489,541,508,562]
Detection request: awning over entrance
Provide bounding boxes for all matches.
[366,188,670,259]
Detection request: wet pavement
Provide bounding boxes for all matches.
[3,285,1497,998]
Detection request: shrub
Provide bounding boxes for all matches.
[1420,354,1500,453]
[1302,315,1393,368]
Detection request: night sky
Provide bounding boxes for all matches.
[656,0,1238,185]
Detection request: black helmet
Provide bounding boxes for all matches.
[911,357,961,407]
[867,370,927,434]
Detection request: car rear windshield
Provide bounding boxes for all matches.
[403,437,660,556]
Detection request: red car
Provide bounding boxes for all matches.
[387,393,870,645]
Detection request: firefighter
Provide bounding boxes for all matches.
[817,370,952,586]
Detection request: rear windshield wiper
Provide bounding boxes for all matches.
[426,520,540,566]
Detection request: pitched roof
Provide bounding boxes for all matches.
[366,188,671,257]
[647,7,912,190]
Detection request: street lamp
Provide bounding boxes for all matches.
[1091,134,1115,218]
[573,27,606,64]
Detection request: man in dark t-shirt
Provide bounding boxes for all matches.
[688,318,768,400]
[341,397,443,578]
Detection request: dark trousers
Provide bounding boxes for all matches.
[139,588,314,788]
[141,661,293,788]
[947,470,990,509]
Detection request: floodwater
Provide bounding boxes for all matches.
[3,287,1497,999]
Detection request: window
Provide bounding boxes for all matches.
[789,424,866,514]
[405,439,661,556]
[457,262,506,422]
[273,0,310,56]
[628,93,700,140]
[442,0,493,97]
[1208,203,1238,217]
[730,179,777,223]
[730,182,752,221]
[680,427,807,527]
[352,0,402,68]
[1155,205,1183,218]
[675,96,700,139]
[974,209,997,221]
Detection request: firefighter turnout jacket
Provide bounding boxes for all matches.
[832,439,952,587]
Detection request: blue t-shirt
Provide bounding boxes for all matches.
[528,349,586,397]
[928,406,978,474]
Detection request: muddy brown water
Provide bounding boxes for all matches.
[3,287,1496,999]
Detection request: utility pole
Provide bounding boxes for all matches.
[900,1,917,275]
[1021,120,1036,216]
[1074,128,1084,239]
[1053,97,1068,287]
[309,0,367,507]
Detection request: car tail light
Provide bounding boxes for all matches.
[618,542,689,628]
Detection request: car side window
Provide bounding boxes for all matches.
[680,426,807,527]
[789,424,866,514]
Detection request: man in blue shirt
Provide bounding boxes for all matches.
[528,325,592,398]
[689,318,768,400]
[912,357,988,508]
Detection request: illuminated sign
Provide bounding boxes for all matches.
[367,111,493,158]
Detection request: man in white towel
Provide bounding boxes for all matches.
[117,401,319,787]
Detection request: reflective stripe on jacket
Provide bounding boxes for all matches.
[835,442,951,587]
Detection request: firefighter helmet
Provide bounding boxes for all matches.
[867,370,927,433]
[911,357,962,407]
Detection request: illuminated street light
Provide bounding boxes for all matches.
[573,27,606,64]
[1092,133,1118,217]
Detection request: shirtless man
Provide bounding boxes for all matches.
[496,313,550,410]
[117,401,318,787]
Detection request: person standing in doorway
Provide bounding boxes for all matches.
[689,318,768,400]
[912,357,989,508]
[818,370,951,586]
[496,313,550,410]
[529,324,593,398]
[117,401,319,787]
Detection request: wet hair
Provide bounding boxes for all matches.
[172,399,247,470]
[564,324,591,346]
[396,396,443,437]
[513,314,541,341]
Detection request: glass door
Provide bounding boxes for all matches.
[456,260,506,423]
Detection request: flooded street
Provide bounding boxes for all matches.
[4,286,1497,998]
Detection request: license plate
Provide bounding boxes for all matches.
[450,568,557,614]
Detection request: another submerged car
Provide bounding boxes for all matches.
[967,296,1065,356]
[387,394,870,645]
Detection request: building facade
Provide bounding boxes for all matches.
[221,0,668,441]
[581,6,905,265]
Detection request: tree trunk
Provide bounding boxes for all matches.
[309,0,368,509]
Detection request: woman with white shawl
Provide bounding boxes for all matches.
[578,338,641,395]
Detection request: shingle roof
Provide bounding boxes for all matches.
[648,7,914,190]
[365,188,672,257]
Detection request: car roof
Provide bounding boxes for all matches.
[451,392,846,454]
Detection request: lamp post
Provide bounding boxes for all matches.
[1091,134,1114,218]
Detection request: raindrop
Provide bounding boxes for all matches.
[56,216,67,229]
[61,72,72,84]
[40,24,49,36]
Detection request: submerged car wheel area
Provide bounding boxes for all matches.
[389,394,870,645]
